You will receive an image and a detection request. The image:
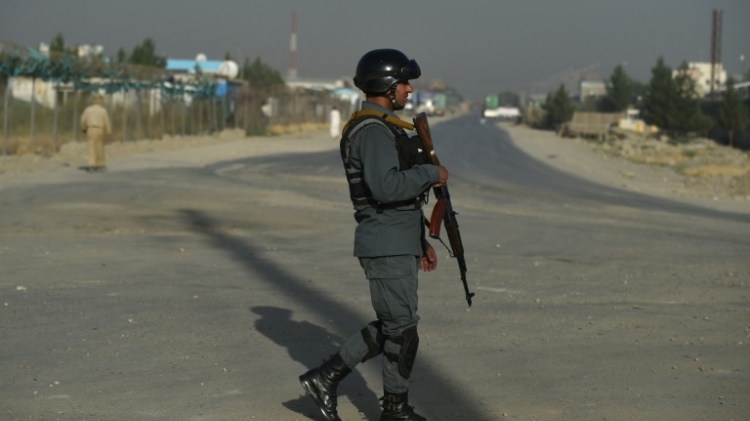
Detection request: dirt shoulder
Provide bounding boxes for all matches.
[501,122,750,215]
[1,116,748,421]
[0,128,339,189]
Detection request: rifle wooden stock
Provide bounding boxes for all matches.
[429,196,464,258]
[413,112,475,307]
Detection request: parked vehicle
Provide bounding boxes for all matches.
[482,94,519,121]
[433,93,447,116]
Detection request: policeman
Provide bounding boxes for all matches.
[299,49,448,421]
[80,92,112,172]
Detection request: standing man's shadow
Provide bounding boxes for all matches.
[251,306,381,420]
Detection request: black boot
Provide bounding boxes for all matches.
[380,390,426,421]
[299,353,352,421]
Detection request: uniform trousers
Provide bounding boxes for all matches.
[86,127,106,168]
[339,255,420,393]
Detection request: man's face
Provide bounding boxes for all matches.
[392,81,413,110]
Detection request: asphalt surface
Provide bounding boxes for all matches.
[1,115,748,421]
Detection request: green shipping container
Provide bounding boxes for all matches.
[485,95,499,109]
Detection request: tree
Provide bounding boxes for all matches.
[641,58,712,134]
[129,38,166,68]
[672,62,712,132]
[630,80,647,107]
[242,57,285,89]
[718,78,749,147]
[543,84,576,129]
[640,57,676,129]
[498,91,520,107]
[116,48,128,64]
[48,33,77,56]
[580,95,604,112]
[50,33,65,54]
[603,64,633,112]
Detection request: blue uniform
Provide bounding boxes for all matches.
[347,102,440,257]
[338,102,440,393]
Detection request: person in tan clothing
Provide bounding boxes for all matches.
[80,93,112,172]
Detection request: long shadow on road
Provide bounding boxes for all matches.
[252,306,381,418]
[180,209,491,421]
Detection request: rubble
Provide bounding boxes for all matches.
[576,128,750,198]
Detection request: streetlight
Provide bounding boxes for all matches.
[741,54,746,81]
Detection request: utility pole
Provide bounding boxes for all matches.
[710,9,723,98]
[288,10,298,80]
[236,44,243,80]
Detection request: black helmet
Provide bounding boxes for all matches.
[353,49,421,94]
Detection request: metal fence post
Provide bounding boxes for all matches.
[3,84,10,155]
[135,89,142,140]
[30,77,36,149]
[121,91,127,142]
[220,97,225,132]
[198,99,203,135]
[244,91,249,133]
[170,94,175,137]
[160,95,165,139]
[53,83,59,151]
[212,97,218,135]
[72,89,79,142]
[189,101,194,135]
[180,96,185,137]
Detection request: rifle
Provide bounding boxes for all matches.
[413,112,474,307]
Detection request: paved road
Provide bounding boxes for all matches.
[1,116,748,421]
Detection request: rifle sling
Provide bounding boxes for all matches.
[342,109,415,134]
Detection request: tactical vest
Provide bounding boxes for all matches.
[340,110,428,211]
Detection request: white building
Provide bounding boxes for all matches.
[579,80,607,99]
[7,76,162,111]
[674,62,727,97]
[285,77,350,91]
[7,77,62,109]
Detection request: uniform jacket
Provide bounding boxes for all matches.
[346,102,440,257]
[80,104,112,135]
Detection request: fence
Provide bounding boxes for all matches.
[1,42,354,156]
[0,83,353,155]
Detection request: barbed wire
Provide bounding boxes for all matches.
[0,40,220,97]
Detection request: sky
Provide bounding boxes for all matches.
[1,0,748,101]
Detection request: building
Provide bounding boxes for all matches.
[715,80,750,100]
[579,80,607,100]
[166,55,239,80]
[284,77,361,110]
[37,42,103,58]
[285,77,351,91]
[7,77,58,109]
[674,62,727,97]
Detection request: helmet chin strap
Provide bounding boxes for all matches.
[387,84,404,111]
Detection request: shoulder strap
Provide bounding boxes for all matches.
[341,109,415,135]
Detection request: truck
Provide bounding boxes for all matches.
[483,94,520,121]
[484,94,499,112]
[432,93,447,116]
[413,91,435,116]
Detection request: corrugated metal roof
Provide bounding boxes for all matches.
[166,59,222,73]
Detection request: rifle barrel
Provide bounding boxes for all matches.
[414,112,474,307]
